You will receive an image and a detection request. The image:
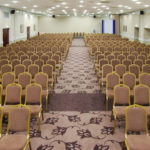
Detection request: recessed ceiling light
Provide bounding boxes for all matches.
[93,6,97,9]
[51,7,55,9]
[22,6,27,9]
[96,3,101,5]
[33,5,38,8]
[102,5,106,8]
[132,0,138,1]
[80,1,84,3]
[144,4,149,7]
[12,1,18,3]
[79,5,84,7]
[72,8,76,11]
[56,5,60,7]
[136,1,141,4]
[118,5,123,7]
[61,2,67,5]
[65,6,69,9]
[4,4,10,6]
[106,7,109,10]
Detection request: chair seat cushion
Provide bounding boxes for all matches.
[27,105,41,115]
[113,106,127,118]
[0,134,27,150]
[106,89,114,98]
[126,135,150,150]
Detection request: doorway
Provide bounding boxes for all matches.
[134,27,139,41]
[27,26,30,40]
[3,28,9,47]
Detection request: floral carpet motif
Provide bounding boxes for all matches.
[55,39,100,94]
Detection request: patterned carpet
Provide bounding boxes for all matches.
[2,39,125,150]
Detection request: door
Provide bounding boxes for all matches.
[3,28,9,47]
[134,27,139,41]
[27,26,30,40]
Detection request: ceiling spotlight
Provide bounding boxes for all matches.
[144,5,149,7]
[136,1,141,4]
[4,4,10,6]
[61,2,67,5]
[22,6,27,9]
[80,0,84,3]
[12,1,18,3]
[33,5,38,8]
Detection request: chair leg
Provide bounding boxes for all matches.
[110,110,113,122]
[113,116,116,134]
[106,97,108,111]
[29,141,32,150]
[38,115,41,132]
[121,141,125,150]
[46,96,48,111]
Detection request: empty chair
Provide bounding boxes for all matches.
[0,59,9,71]
[10,55,18,61]
[28,64,39,79]
[105,72,120,111]
[35,72,49,111]
[34,59,44,72]
[14,64,26,79]
[145,59,150,65]
[117,54,126,63]
[100,64,113,90]
[11,59,21,71]
[142,64,150,73]
[139,73,150,88]
[127,55,136,64]
[123,73,136,97]
[106,54,115,64]
[111,59,120,71]
[137,55,146,63]
[18,72,31,96]
[0,55,8,60]
[0,104,32,150]
[2,72,15,95]
[2,83,22,115]
[25,83,43,131]
[30,54,39,63]
[129,64,140,79]
[20,55,29,63]
[113,84,130,133]
[1,64,12,75]
[122,59,132,71]
[134,59,143,71]
[122,105,150,150]
[41,55,49,64]
[115,64,126,81]
[22,59,32,71]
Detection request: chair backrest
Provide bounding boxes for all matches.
[137,55,146,63]
[111,59,120,71]
[142,64,150,74]
[0,107,3,138]
[123,73,136,89]
[115,64,126,78]
[125,105,148,134]
[22,59,32,71]
[35,72,48,89]
[20,55,29,63]
[0,59,9,71]
[18,72,31,89]
[28,64,39,78]
[30,54,39,63]
[134,84,150,105]
[99,59,109,70]
[145,59,150,65]
[139,73,150,88]
[51,55,60,64]
[41,55,49,64]
[14,64,26,78]
[134,59,143,71]
[7,104,30,134]
[117,54,126,63]
[127,55,136,63]
[102,64,113,78]
[25,83,42,104]
[106,72,120,89]
[129,64,140,78]
[114,84,130,105]
[11,59,21,70]
[122,59,132,71]
[5,83,22,104]
[106,54,115,64]
[42,64,53,78]
[2,72,15,89]
[47,59,56,71]
[0,85,2,105]
[1,64,12,75]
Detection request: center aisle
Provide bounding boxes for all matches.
[29,38,124,150]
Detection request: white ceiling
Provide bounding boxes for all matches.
[0,0,150,16]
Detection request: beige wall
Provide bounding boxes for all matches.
[38,16,102,33]
[120,9,150,43]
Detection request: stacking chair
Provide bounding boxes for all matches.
[106,54,115,64]
[142,64,150,73]
[30,54,39,63]
[105,72,120,111]
[0,104,32,150]
[28,64,39,79]
[122,104,150,150]
[11,59,21,71]
[42,64,54,93]
[18,72,32,97]
[25,83,43,131]
[134,59,143,71]
[20,55,29,63]
[35,59,44,72]
[115,64,126,82]
[129,64,140,79]
[2,83,22,115]
[123,72,136,97]
[14,64,26,79]
[113,84,130,133]
[137,55,146,64]
[35,72,49,111]
[0,106,3,138]
[1,64,12,75]
[122,59,132,71]
[139,73,150,88]
[41,55,49,64]
[2,72,15,96]
[111,59,120,71]
[117,54,126,63]
[127,55,136,64]
[22,59,32,71]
